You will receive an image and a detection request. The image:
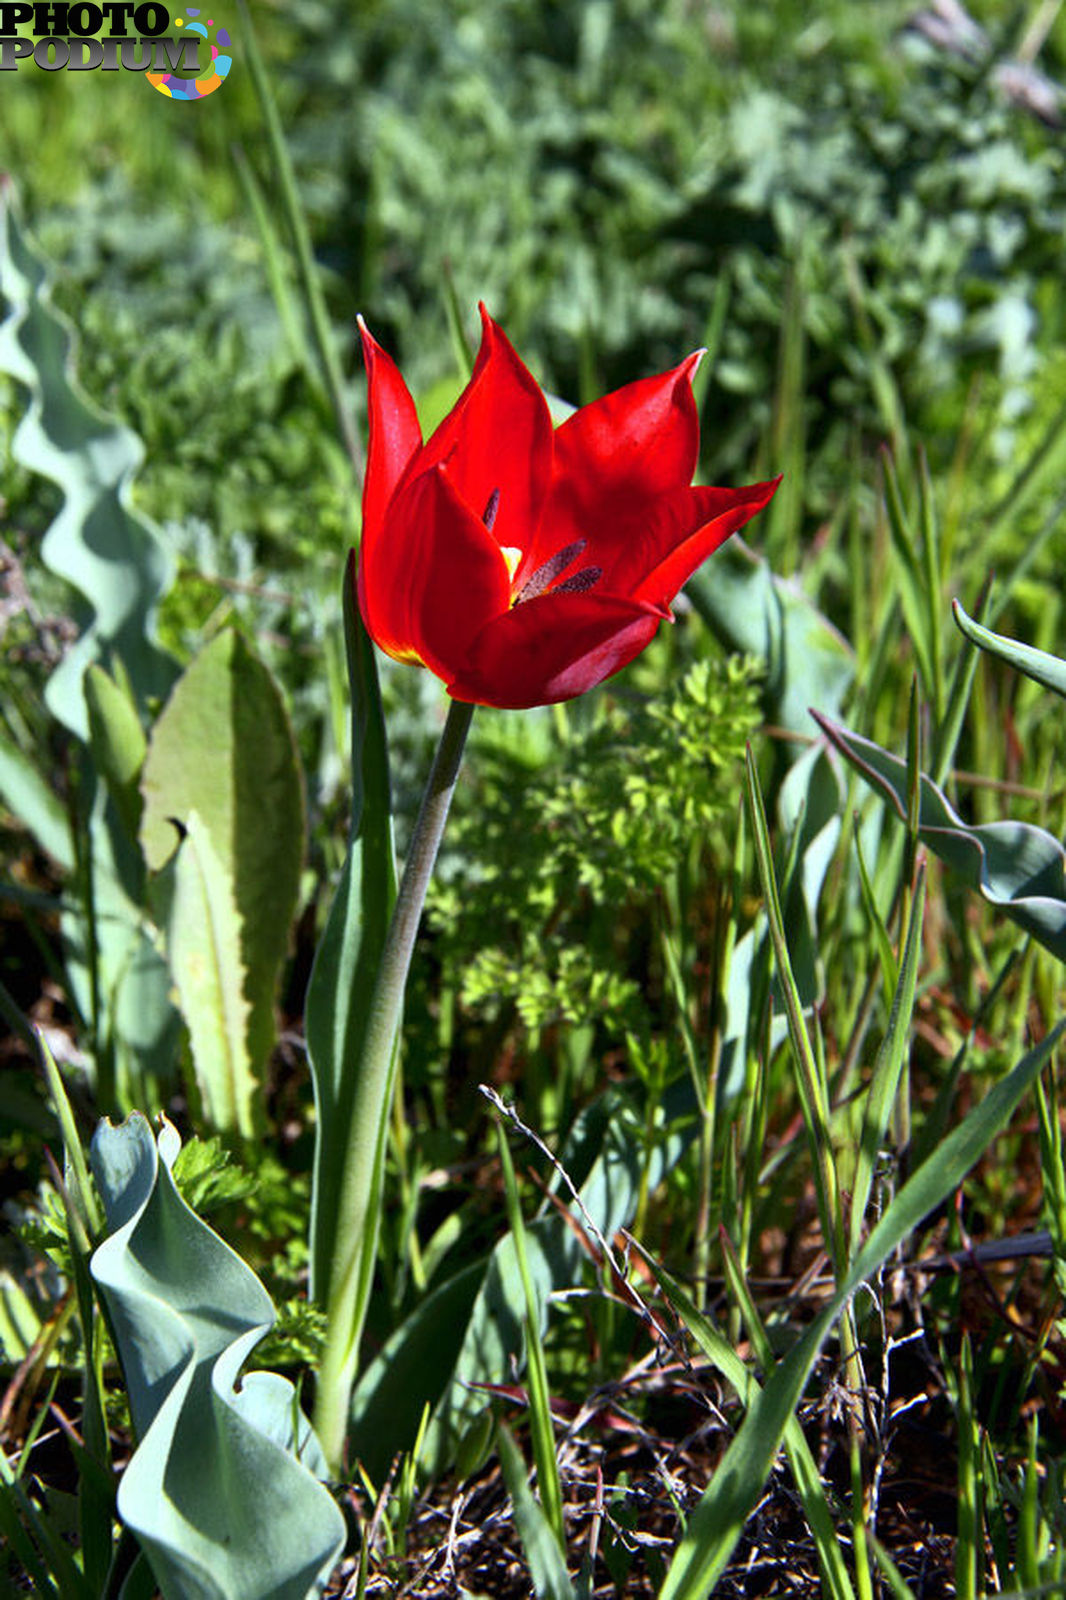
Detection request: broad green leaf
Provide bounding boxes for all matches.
[659,1020,1065,1600]
[165,812,255,1136]
[953,599,1066,701]
[352,1086,689,1480]
[0,190,175,739]
[89,1114,345,1600]
[140,628,305,1130]
[687,536,854,736]
[306,569,395,1304]
[815,714,1066,964]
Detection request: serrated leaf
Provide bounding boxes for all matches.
[815,714,1066,963]
[140,628,305,1129]
[89,1114,345,1600]
[0,189,175,739]
[166,811,255,1135]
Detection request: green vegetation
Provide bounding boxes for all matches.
[4,1,1066,1594]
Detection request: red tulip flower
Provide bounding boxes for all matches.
[356,305,779,709]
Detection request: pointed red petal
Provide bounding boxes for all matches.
[412,305,553,559]
[359,318,424,550]
[447,590,667,708]
[524,353,702,578]
[358,464,511,678]
[625,477,781,606]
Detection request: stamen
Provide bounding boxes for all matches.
[482,488,501,531]
[553,565,603,595]
[515,539,587,603]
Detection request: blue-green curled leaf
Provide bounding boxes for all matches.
[953,599,1066,701]
[815,713,1066,963]
[89,1114,345,1600]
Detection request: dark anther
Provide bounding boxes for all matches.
[515,539,587,603]
[553,565,603,595]
[482,488,501,531]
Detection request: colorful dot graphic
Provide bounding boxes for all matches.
[147,6,232,100]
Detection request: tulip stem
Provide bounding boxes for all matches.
[313,695,475,1473]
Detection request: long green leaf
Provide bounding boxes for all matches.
[659,1019,1065,1599]
[306,560,395,1305]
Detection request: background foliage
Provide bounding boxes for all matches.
[5,0,1066,1594]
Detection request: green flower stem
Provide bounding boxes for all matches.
[314,695,475,1472]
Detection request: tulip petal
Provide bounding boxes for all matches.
[412,305,553,560]
[358,318,424,549]
[447,591,667,709]
[358,464,511,678]
[621,477,782,607]
[526,353,702,578]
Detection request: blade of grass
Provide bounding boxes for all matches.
[849,860,925,1256]
[1035,1064,1066,1252]
[234,0,363,476]
[881,452,935,704]
[231,142,318,387]
[852,824,899,1011]
[715,1235,856,1600]
[0,1445,94,1600]
[955,1334,980,1600]
[497,1124,565,1553]
[745,746,845,1280]
[850,1436,874,1600]
[1017,1414,1041,1595]
[496,1424,575,1600]
[917,447,945,720]
[932,576,989,787]
[870,1535,919,1600]
[691,266,731,414]
[657,1018,1065,1600]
